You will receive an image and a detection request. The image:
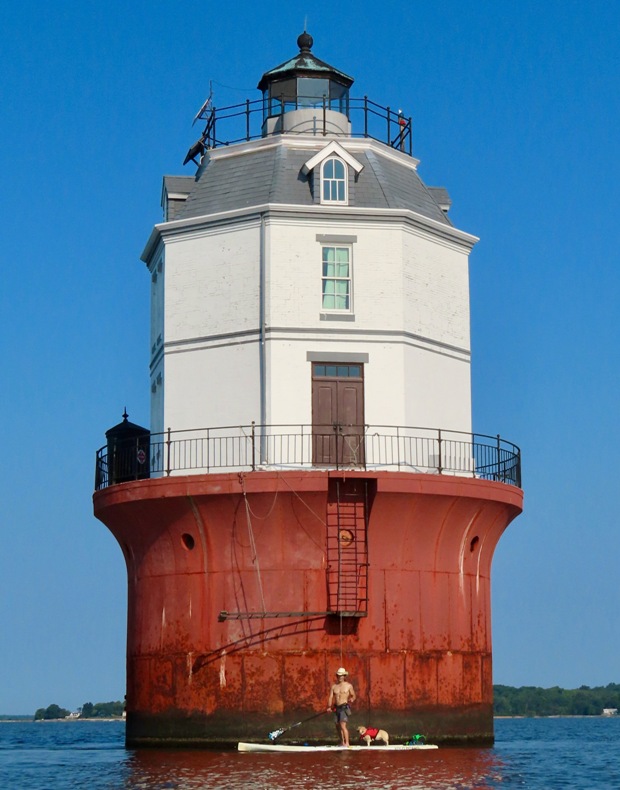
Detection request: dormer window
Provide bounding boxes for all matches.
[322,157,347,203]
[302,141,364,208]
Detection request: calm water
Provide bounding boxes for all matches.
[1,717,619,788]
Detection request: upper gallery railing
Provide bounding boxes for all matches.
[95,424,521,491]
[185,96,413,161]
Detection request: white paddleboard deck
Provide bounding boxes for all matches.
[238,742,438,753]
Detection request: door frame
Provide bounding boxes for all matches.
[311,361,365,467]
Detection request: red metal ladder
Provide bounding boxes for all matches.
[326,480,368,615]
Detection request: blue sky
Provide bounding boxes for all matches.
[2,0,619,714]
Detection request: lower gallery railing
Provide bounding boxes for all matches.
[95,424,521,491]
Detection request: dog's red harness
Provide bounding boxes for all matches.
[360,727,380,740]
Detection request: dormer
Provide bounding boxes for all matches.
[428,186,452,215]
[302,141,364,206]
[161,176,194,221]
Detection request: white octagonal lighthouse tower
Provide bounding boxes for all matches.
[94,33,523,748]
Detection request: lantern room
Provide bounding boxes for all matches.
[258,32,353,136]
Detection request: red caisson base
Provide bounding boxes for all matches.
[93,470,522,747]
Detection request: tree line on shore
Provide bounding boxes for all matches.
[33,701,124,720]
[32,684,620,720]
[494,683,620,716]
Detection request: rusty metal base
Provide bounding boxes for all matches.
[94,470,522,751]
[125,705,495,748]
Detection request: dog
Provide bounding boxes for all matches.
[357,725,389,746]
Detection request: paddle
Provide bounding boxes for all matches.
[268,710,329,741]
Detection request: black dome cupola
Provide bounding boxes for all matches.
[258,32,353,120]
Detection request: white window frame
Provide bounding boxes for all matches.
[320,157,348,204]
[321,244,352,312]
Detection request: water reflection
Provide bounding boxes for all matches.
[122,746,508,789]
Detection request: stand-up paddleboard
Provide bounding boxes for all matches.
[238,742,438,753]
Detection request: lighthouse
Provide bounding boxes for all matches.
[94,33,523,747]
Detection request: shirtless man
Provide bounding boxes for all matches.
[327,667,356,746]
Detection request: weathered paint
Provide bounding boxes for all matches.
[93,470,522,747]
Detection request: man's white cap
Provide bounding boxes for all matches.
[336,667,348,676]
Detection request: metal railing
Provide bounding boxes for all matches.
[190,96,413,158]
[95,424,521,491]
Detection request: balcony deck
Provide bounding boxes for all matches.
[95,424,521,490]
[184,95,413,164]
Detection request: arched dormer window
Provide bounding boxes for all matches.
[321,157,347,204]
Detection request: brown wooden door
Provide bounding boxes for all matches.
[312,363,365,466]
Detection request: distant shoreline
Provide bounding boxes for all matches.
[3,715,617,724]
[495,714,619,719]
[0,717,125,723]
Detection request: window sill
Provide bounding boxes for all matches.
[320,313,355,322]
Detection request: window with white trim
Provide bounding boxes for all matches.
[321,245,351,311]
[321,157,347,204]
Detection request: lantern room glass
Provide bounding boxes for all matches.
[263,77,350,120]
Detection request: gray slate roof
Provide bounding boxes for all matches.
[172,143,451,226]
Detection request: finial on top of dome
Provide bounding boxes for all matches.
[297,31,313,53]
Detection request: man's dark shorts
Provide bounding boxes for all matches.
[335,704,351,722]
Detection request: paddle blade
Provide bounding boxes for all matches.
[268,728,285,741]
